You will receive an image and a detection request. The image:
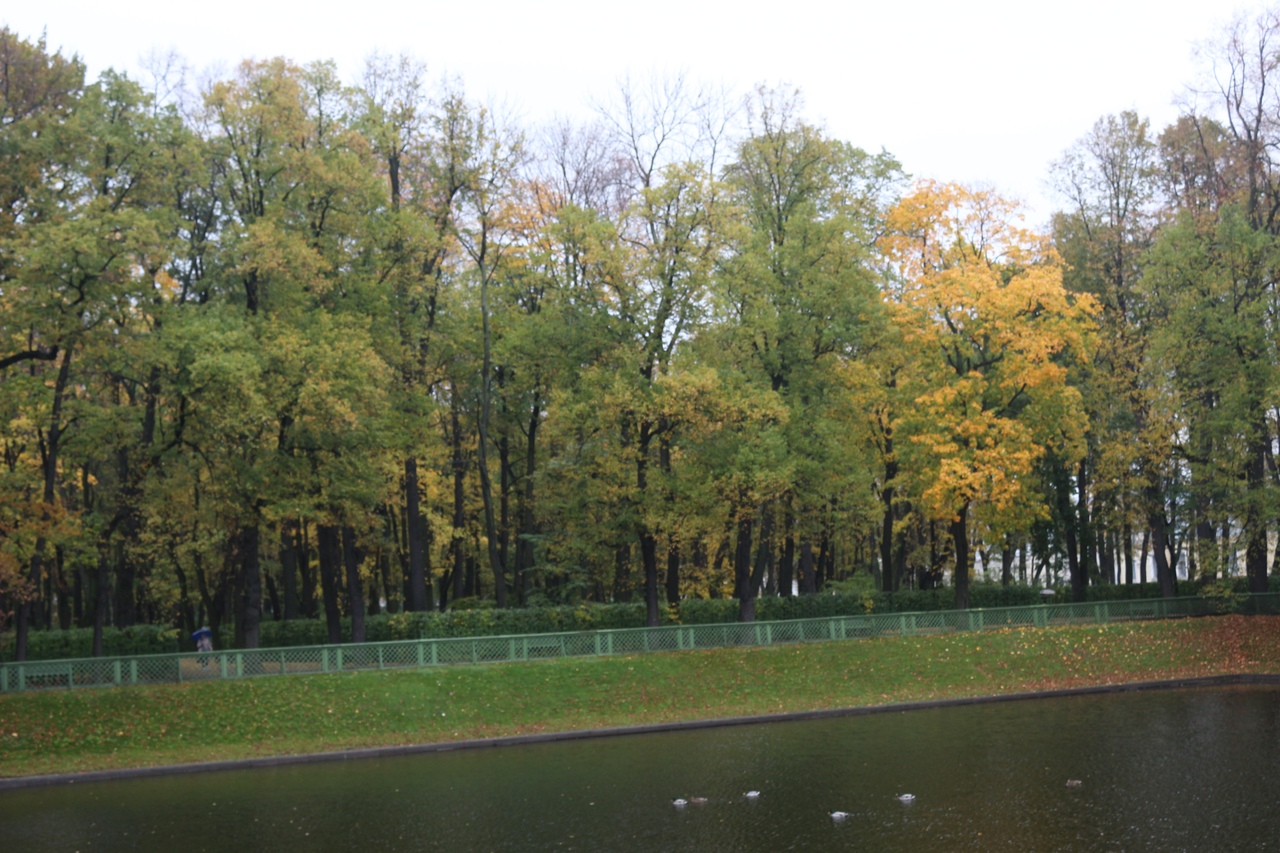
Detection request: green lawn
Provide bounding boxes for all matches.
[3,614,1278,779]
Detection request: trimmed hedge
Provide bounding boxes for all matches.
[5,576,1278,660]
[0,624,179,662]
[256,602,679,647]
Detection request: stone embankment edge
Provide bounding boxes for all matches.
[4,673,1278,791]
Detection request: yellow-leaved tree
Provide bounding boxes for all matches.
[879,182,1095,607]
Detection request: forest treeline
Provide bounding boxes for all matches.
[1,12,1278,659]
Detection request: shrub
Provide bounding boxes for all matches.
[8,575,1277,659]
[0,624,179,662]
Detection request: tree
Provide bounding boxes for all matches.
[880,182,1095,609]
[1051,111,1163,597]
[1,60,181,658]
[713,86,900,617]
[1141,9,1280,593]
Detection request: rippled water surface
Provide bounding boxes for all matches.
[3,685,1279,852]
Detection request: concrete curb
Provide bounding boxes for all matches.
[3,673,1278,791]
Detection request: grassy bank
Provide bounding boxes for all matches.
[2,614,1279,779]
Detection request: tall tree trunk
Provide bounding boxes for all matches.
[1145,485,1175,598]
[475,270,508,608]
[636,421,661,626]
[1099,530,1115,585]
[1245,432,1270,593]
[464,554,478,597]
[15,346,73,661]
[1194,511,1217,581]
[280,523,300,620]
[660,434,680,607]
[880,432,899,593]
[404,456,430,611]
[297,522,317,618]
[174,563,197,641]
[342,526,366,643]
[498,433,512,599]
[1058,466,1084,601]
[54,547,71,630]
[92,553,109,657]
[379,549,397,614]
[612,543,632,602]
[639,530,660,625]
[450,388,467,606]
[751,505,775,604]
[1139,529,1150,585]
[665,539,681,606]
[734,515,755,622]
[950,503,971,609]
[263,572,281,621]
[514,402,540,606]
[317,524,343,643]
[798,539,816,595]
[1077,459,1096,584]
[815,535,829,592]
[73,564,85,627]
[237,521,263,648]
[1124,521,1135,585]
[778,510,795,598]
[1001,536,1014,587]
[113,541,136,629]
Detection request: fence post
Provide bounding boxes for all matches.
[113,660,122,686]
[430,641,438,666]
[16,665,24,692]
[417,642,425,668]
[765,623,773,645]
[130,659,138,685]
[236,653,243,678]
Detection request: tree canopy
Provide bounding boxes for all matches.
[2,14,1279,657]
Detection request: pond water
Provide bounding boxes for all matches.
[2,685,1279,852]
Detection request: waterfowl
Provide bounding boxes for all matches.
[896,793,916,803]
[829,810,851,821]
[1066,779,1083,788]
[672,797,688,807]
[744,790,761,799]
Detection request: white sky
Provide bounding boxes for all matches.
[5,0,1271,227]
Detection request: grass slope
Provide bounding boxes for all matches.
[2,615,1279,779]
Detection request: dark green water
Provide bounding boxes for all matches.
[3,685,1279,852]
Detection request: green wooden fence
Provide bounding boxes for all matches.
[3,593,1277,693]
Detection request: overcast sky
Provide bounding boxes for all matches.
[4,1,1271,226]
